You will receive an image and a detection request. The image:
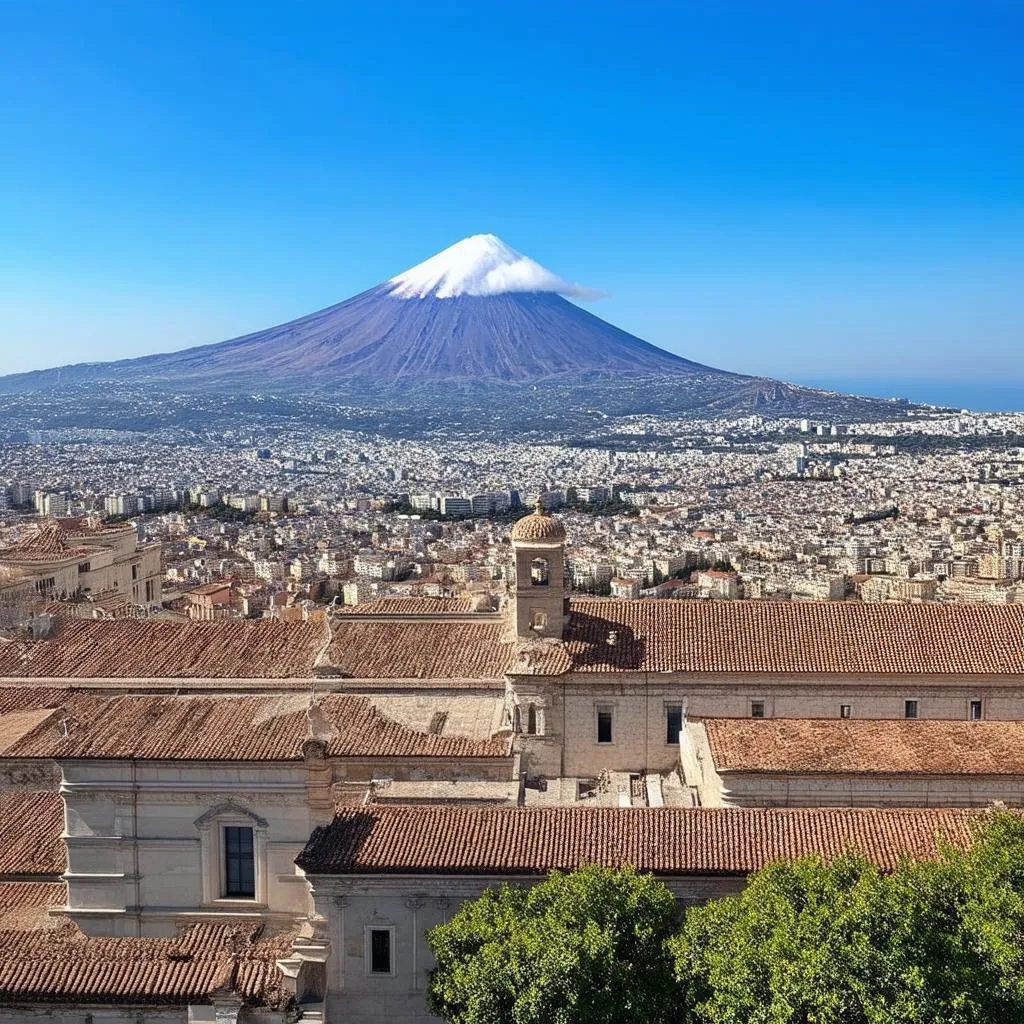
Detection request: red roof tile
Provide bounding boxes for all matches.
[336,597,475,615]
[0,618,326,679]
[0,922,292,1007]
[4,600,1023,682]
[296,805,980,876]
[0,882,65,930]
[702,718,1024,775]
[555,600,1024,676]
[327,619,513,679]
[5,693,511,762]
[0,793,65,877]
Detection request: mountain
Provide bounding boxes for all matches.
[0,235,924,423]
[0,235,722,387]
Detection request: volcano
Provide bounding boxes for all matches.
[0,235,726,387]
[0,236,921,422]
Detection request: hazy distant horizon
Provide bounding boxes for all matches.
[800,378,1024,415]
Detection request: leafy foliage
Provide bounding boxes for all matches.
[672,811,1024,1024]
[427,864,681,1024]
[427,815,1024,1024]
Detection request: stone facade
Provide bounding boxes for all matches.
[511,671,1023,779]
[304,872,742,1024]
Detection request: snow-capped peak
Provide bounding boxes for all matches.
[387,234,600,300]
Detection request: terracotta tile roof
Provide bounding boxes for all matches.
[0,708,59,751]
[327,600,1024,680]
[0,687,76,715]
[0,617,326,679]
[6,524,71,557]
[552,600,1024,676]
[296,805,979,876]
[5,600,1022,682]
[0,524,95,564]
[5,693,511,762]
[336,597,475,615]
[0,882,65,930]
[327,619,513,679]
[701,718,1024,775]
[0,921,292,1007]
[0,793,65,877]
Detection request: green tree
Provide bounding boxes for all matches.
[671,812,1024,1024]
[427,864,682,1024]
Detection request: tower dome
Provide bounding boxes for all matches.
[509,501,568,640]
[510,501,567,544]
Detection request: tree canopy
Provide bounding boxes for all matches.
[673,811,1024,1024]
[427,864,681,1024]
[426,813,1024,1024]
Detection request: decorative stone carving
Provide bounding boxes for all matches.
[193,801,269,831]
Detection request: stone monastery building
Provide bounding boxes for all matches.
[0,505,1023,1020]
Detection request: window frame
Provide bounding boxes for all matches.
[596,706,614,745]
[366,925,397,977]
[839,704,852,719]
[904,699,919,720]
[749,700,766,719]
[665,704,683,745]
[222,825,256,900]
[969,698,983,721]
[194,802,268,907]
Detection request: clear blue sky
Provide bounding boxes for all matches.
[1,1,1021,404]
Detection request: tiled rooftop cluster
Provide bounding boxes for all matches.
[702,718,1024,775]
[0,922,293,1008]
[0,690,511,761]
[297,805,979,875]
[3,599,1022,682]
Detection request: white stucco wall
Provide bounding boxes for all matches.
[60,760,314,937]
[306,873,743,1024]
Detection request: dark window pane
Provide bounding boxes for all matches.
[666,706,683,744]
[224,826,255,898]
[970,700,982,721]
[597,710,613,743]
[904,700,918,720]
[840,704,851,719]
[371,929,392,974]
[750,702,765,719]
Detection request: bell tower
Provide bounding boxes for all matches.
[509,501,568,640]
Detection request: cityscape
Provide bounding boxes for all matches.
[1,2,1023,1023]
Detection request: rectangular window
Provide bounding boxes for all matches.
[370,928,392,974]
[750,701,765,719]
[666,705,683,745]
[839,704,851,719]
[970,700,983,721]
[223,826,255,898]
[596,708,613,744]
[904,700,919,720]
[132,564,139,580]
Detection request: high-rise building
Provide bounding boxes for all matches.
[440,496,472,517]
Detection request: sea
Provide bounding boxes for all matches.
[800,379,1024,415]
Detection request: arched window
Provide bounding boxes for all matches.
[513,706,522,732]
[526,704,537,735]
[530,558,549,587]
[194,801,269,905]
